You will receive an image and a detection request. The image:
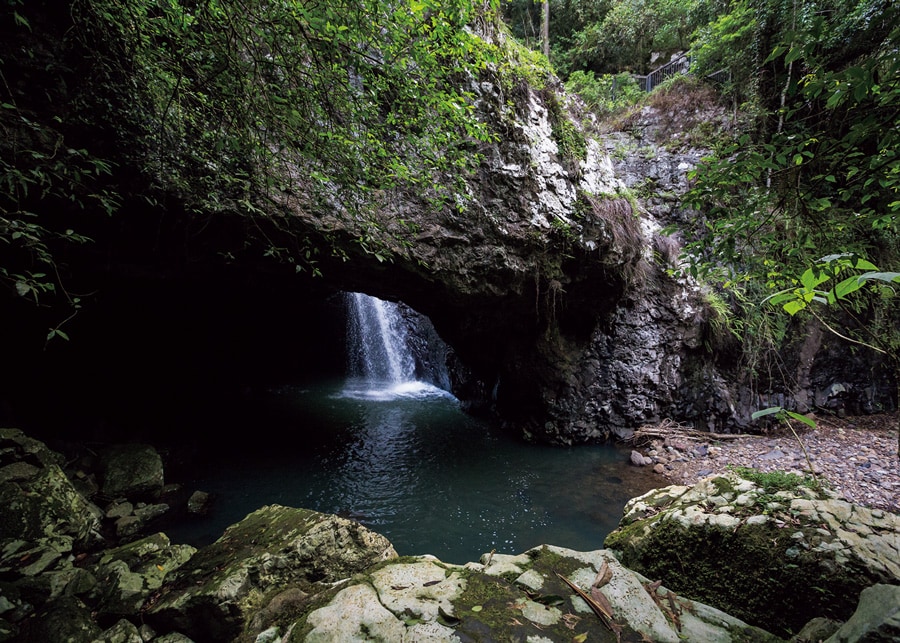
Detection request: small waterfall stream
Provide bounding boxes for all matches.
[346,292,415,384]
[342,292,452,400]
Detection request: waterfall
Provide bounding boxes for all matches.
[343,292,454,401]
[346,292,416,384]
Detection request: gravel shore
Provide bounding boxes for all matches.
[632,412,899,514]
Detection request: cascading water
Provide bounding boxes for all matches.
[346,292,416,384]
[342,292,453,400]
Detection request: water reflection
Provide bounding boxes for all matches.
[167,382,663,564]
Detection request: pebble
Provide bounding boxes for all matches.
[635,413,900,515]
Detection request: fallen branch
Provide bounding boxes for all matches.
[621,419,764,448]
[556,572,622,642]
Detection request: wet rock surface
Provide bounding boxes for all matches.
[99,444,165,501]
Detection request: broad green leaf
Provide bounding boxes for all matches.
[763,290,794,306]
[783,299,806,315]
[833,275,863,300]
[752,407,783,419]
[848,257,878,271]
[800,268,829,290]
[784,47,803,64]
[857,271,900,284]
[785,410,816,428]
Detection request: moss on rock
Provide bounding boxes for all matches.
[604,471,900,637]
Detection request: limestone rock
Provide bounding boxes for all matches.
[604,471,900,636]
[630,450,651,466]
[89,532,196,618]
[92,618,144,643]
[99,444,165,500]
[187,490,210,514]
[825,584,900,642]
[146,504,397,641]
[0,461,103,549]
[792,617,843,642]
[0,430,101,553]
[0,429,65,470]
[18,596,101,643]
[281,545,779,643]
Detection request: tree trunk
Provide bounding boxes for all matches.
[541,0,549,59]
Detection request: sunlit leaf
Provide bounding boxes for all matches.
[785,410,816,428]
[751,407,783,420]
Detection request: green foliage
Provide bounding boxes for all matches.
[678,2,899,387]
[759,253,900,453]
[2,0,512,305]
[764,254,900,319]
[544,92,587,165]
[688,0,758,101]
[564,71,643,115]
[729,466,818,494]
[543,0,704,78]
[701,287,742,350]
[0,57,119,320]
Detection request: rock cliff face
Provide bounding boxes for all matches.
[0,14,894,445]
[283,77,651,439]
[232,78,895,442]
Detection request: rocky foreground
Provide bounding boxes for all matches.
[1,427,898,642]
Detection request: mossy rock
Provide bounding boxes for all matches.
[604,472,900,637]
[284,545,779,642]
[147,505,397,642]
[0,463,102,548]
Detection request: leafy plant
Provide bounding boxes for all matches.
[759,253,900,456]
[728,465,823,499]
[564,70,643,116]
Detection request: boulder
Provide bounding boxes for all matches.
[146,504,397,641]
[604,470,900,636]
[113,503,171,539]
[825,584,900,642]
[100,444,165,500]
[791,617,843,643]
[88,532,196,618]
[273,545,779,643]
[0,460,103,548]
[0,428,65,471]
[17,596,101,643]
[187,490,210,515]
[92,618,144,643]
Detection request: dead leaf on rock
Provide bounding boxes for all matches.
[590,585,615,618]
[556,572,622,642]
[562,612,582,629]
[643,579,663,595]
[592,560,613,589]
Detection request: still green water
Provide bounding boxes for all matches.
[167,378,663,565]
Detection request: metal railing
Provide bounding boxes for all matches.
[633,54,692,92]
